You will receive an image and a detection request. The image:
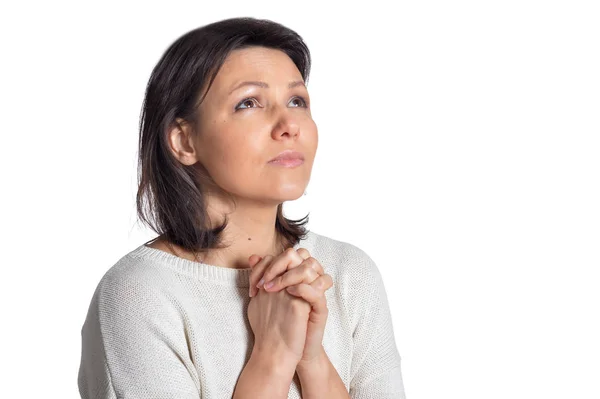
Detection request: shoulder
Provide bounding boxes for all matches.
[80,247,192,346]
[98,249,155,287]
[90,247,182,315]
[308,230,380,276]
[307,231,383,295]
[308,231,389,326]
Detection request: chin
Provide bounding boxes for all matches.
[270,186,306,202]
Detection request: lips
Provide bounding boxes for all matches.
[269,150,305,163]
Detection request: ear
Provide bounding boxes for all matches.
[167,118,198,166]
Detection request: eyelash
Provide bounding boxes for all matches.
[234,96,308,111]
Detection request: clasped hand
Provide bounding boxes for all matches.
[248,248,333,365]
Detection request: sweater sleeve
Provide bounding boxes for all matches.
[78,268,201,399]
[347,250,406,399]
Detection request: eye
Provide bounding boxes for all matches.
[234,95,309,112]
[289,96,309,108]
[235,97,259,111]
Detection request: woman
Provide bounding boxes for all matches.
[78,17,406,398]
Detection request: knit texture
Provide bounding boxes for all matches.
[78,230,406,398]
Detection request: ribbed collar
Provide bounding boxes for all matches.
[127,230,316,286]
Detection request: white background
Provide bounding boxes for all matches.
[1,1,598,398]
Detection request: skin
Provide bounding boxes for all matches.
[147,46,318,269]
[147,47,347,396]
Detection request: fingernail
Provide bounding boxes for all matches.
[264,280,274,289]
[257,278,264,288]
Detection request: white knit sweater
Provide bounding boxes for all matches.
[78,229,406,398]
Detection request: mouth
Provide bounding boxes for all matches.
[268,150,305,163]
[268,158,304,168]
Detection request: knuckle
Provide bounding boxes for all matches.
[305,257,323,273]
[296,247,311,259]
[315,274,332,291]
[301,263,316,276]
[304,256,317,266]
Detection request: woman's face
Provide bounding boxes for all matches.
[189,46,318,204]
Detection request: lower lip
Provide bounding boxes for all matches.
[268,159,304,168]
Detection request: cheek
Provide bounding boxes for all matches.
[305,119,319,153]
[203,118,257,163]
[220,134,263,166]
[204,134,263,183]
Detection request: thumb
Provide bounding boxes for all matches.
[248,254,262,268]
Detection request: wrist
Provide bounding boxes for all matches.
[296,350,350,398]
[234,350,297,398]
[250,347,298,378]
[296,347,328,376]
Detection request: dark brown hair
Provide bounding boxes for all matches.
[136,17,311,255]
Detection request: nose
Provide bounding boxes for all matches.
[271,109,300,140]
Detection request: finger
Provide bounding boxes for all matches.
[296,247,311,261]
[263,263,320,292]
[249,248,312,297]
[264,257,325,292]
[261,247,312,283]
[247,255,263,297]
[248,255,274,297]
[248,254,262,268]
[258,248,305,290]
[302,256,325,276]
[285,274,333,314]
[309,273,334,294]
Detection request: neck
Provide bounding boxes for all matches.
[159,194,286,269]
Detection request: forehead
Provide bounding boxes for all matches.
[213,46,302,87]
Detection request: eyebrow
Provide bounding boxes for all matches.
[228,80,306,95]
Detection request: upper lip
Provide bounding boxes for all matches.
[269,150,305,162]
